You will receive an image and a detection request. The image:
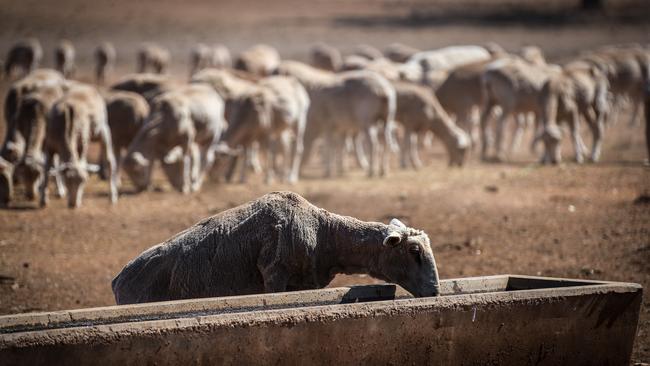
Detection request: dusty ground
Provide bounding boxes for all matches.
[0,0,649,362]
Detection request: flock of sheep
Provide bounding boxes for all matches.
[1,38,648,209]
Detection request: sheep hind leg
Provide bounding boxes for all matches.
[364,127,379,177]
[409,132,423,170]
[354,133,369,170]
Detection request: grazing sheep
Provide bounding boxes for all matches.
[210,44,232,69]
[39,82,118,208]
[406,45,491,75]
[537,61,610,163]
[189,43,213,78]
[137,43,170,74]
[122,84,225,193]
[277,61,397,178]
[393,82,470,168]
[581,46,648,126]
[102,91,150,182]
[351,44,383,61]
[479,57,560,161]
[112,191,440,304]
[0,85,64,206]
[234,44,280,76]
[94,42,116,85]
[217,75,309,184]
[54,40,75,78]
[435,59,494,145]
[310,43,342,72]
[111,73,176,103]
[191,68,259,121]
[341,55,370,71]
[4,38,43,79]
[2,69,66,165]
[384,43,420,63]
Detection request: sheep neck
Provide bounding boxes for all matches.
[318,211,388,284]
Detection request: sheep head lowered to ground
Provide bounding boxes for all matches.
[112,191,440,304]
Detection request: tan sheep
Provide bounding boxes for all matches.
[40,82,118,208]
[136,43,171,74]
[94,42,116,85]
[310,43,342,72]
[4,38,43,79]
[234,44,280,76]
[54,40,76,78]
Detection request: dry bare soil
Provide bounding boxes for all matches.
[0,0,649,362]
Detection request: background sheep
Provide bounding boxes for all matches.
[310,43,342,72]
[94,42,116,85]
[234,44,280,76]
[112,191,440,304]
[4,38,43,79]
[40,82,118,208]
[54,40,75,78]
[136,43,171,74]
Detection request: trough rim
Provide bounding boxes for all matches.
[0,273,642,347]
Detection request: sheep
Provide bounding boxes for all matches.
[190,68,259,121]
[479,57,561,161]
[4,38,43,79]
[210,44,232,69]
[112,191,440,304]
[94,42,116,85]
[393,82,470,169]
[39,82,118,208]
[580,45,648,126]
[351,44,383,61]
[536,61,610,163]
[189,43,213,78]
[520,45,547,67]
[3,69,66,165]
[310,43,342,72]
[0,85,64,206]
[234,44,280,76]
[110,73,176,103]
[435,59,494,145]
[136,43,170,74]
[217,75,309,184]
[277,61,398,178]
[122,84,225,193]
[384,43,420,63]
[406,45,491,75]
[341,55,370,71]
[102,91,150,182]
[54,40,75,78]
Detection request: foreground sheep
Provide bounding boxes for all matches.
[4,38,43,78]
[40,82,118,208]
[112,191,440,304]
[123,84,225,193]
[94,42,116,85]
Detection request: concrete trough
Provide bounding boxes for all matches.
[0,274,642,365]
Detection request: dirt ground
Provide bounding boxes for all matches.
[0,0,649,362]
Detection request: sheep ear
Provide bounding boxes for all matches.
[383,232,402,247]
[390,218,407,228]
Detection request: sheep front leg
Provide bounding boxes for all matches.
[98,128,118,203]
[493,108,511,162]
[400,127,411,169]
[39,152,53,208]
[354,133,369,170]
[568,110,584,164]
[409,132,423,170]
[364,127,379,177]
[288,126,304,184]
[479,102,495,161]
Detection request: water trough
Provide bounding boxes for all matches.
[0,274,642,365]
